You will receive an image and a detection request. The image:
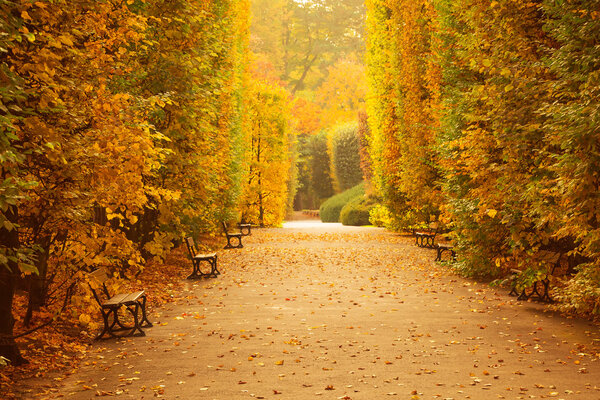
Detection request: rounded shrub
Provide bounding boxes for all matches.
[340,196,375,226]
[319,182,365,222]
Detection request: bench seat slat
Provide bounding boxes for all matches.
[104,290,145,306]
[193,252,217,259]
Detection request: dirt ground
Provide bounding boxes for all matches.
[17,220,600,399]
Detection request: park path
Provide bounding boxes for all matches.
[36,222,600,399]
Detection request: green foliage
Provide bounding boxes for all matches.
[329,122,363,192]
[340,195,375,226]
[309,131,335,202]
[293,130,337,211]
[435,0,554,279]
[137,0,251,241]
[357,111,373,191]
[320,182,365,223]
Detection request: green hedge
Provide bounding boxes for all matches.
[330,123,363,191]
[340,196,375,226]
[309,131,335,200]
[320,182,365,222]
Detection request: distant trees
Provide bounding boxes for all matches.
[250,0,367,213]
[308,132,336,203]
[250,0,365,93]
[316,59,367,128]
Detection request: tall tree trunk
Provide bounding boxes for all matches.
[24,235,51,326]
[0,204,27,365]
[257,131,265,227]
[258,182,264,227]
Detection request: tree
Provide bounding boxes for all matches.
[0,0,252,363]
[540,0,600,314]
[357,110,374,192]
[0,0,158,364]
[291,97,323,137]
[240,80,293,226]
[316,58,367,128]
[365,0,441,227]
[250,0,365,93]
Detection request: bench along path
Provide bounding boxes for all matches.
[49,222,599,399]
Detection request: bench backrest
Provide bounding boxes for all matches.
[89,267,109,285]
[185,237,197,258]
[88,267,111,305]
[221,221,229,234]
[537,250,563,274]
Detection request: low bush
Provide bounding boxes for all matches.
[320,182,365,222]
[340,196,375,226]
[368,204,391,227]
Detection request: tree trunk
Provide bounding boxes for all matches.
[0,204,27,365]
[258,188,264,227]
[24,235,51,326]
[257,131,265,227]
[291,54,318,95]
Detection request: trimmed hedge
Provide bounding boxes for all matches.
[330,122,363,191]
[309,131,335,201]
[320,182,365,222]
[340,196,375,226]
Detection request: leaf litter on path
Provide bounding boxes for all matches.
[26,224,600,399]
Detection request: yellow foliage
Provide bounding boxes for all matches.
[240,79,293,226]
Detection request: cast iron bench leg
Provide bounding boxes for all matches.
[211,255,220,277]
[139,295,153,327]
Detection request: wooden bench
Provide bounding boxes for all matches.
[222,221,243,249]
[435,243,456,261]
[184,237,219,279]
[238,222,252,236]
[508,251,565,303]
[415,223,439,249]
[88,268,152,340]
[302,209,320,218]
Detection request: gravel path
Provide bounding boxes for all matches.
[34,222,600,399]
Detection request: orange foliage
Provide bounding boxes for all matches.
[291,98,323,137]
